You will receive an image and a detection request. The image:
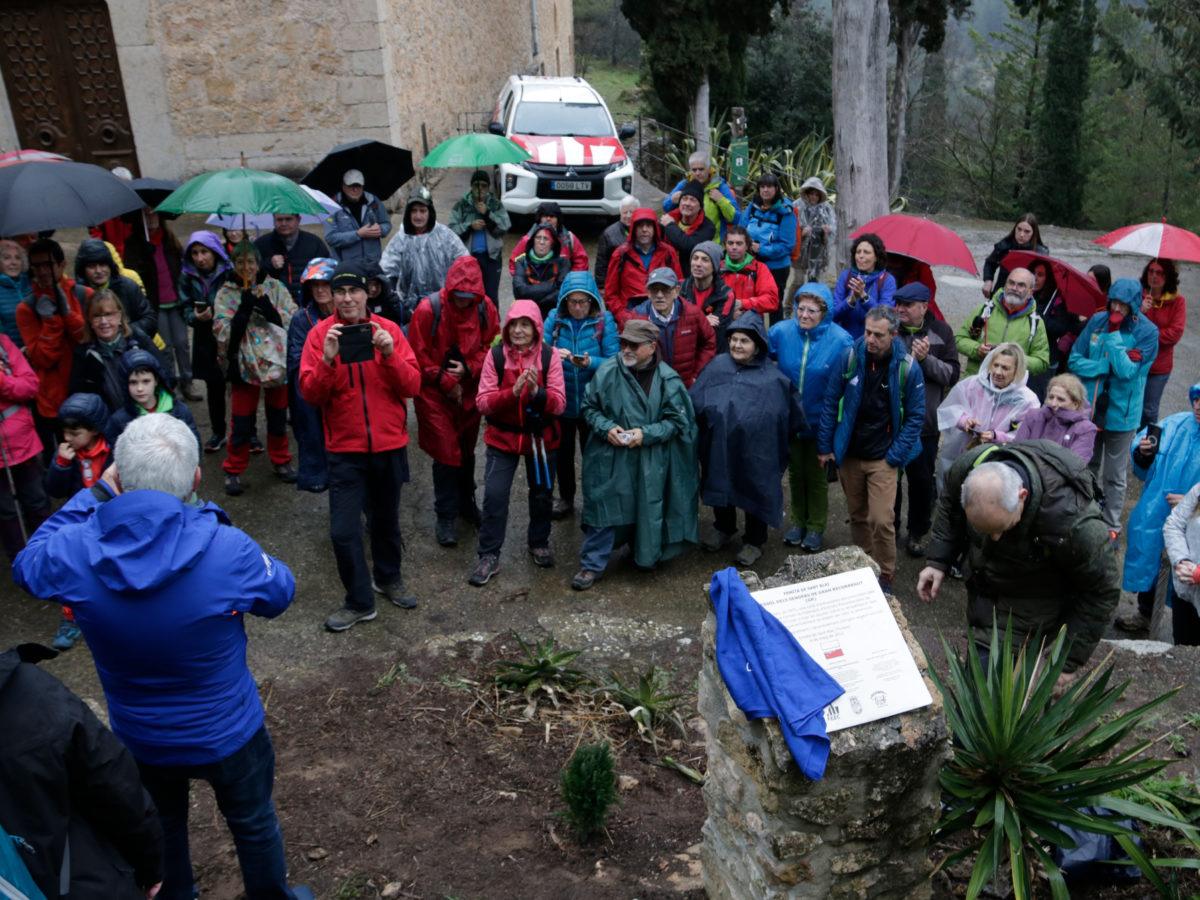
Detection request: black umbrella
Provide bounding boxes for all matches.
[129,177,181,208]
[300,139,415,200]
[0,160,143,236]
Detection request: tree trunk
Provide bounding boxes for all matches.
[693,72,711,157]
[887,21,923,200]
[833,0,890,268]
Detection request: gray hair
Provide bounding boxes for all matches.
[620,195,639,209]
[961,462,1023,514]
[688,150,709,168]
[865,305,900,334]
[113,414,199,500]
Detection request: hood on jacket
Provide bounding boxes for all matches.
[625,207,664,248]
[403,186,437,234]
[181,231,232,279]
[556,270,604,318]
[524,222,562,261]
[1107,277,1143,324]
[979,343,1030,394]
[798,176,829,202]
[442,255,486,300]
[502,298,545,345]
[793,281,834,318]
[89,491,223,593]
[118,347,168,388]
[726,310,768,357]
[74,238,119,283]
[363,259,389,290]
[57,392,112,433]
[300,257,338,305]
[1190,381,1200,406]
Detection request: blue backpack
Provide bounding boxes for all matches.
[0,821,45,900]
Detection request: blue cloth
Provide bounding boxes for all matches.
[817,336,926,468]
[831,268,896,339]
[1123,382,1200,592]
[323,189,392,263]
[12,487,295,766]
[1069,302,1159,432]
[710,567,844,780]
[542,270,619,418]
[0,271,27,347]
[108,347,203,456]
[736,199,797,269]
[768,290,852,441]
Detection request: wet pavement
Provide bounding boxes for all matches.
[3,171,1199,713]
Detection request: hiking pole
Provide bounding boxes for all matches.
[0,431,29,544]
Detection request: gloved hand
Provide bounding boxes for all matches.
[1126,348,1143,362]
[34,294,57,319]
[1106,311,1125,332]
[57,291,71,318]
[234,290,257,320]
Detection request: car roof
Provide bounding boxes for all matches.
[508,76,602,105]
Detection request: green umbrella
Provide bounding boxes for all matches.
[421,133,532,168]
[156,167,328,217]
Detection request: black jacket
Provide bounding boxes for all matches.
[0,644,163,898]
[72,239,157,337]
[253,231,329,303]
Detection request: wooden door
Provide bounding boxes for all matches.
[0,0,140,173]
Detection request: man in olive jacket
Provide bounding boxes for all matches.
[917,440,1118,690]
[573,319,698,589]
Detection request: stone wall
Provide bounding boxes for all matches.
[699,550,952,899]
[16,0,576,183]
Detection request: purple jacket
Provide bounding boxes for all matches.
[1013,405,1098,464]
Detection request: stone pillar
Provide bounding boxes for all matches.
[699,548,951,899]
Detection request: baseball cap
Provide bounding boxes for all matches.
[343,169,365,186]
[646,267,678,289]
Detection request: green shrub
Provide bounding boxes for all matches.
[559,741,620,842]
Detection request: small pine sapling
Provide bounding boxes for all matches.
[558,741,619,842]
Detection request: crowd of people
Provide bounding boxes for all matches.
[0,153,1196,898]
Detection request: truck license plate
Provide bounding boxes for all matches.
[552,180,589,191]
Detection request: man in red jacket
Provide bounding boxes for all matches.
[629,268,716,387]
[721,226,779,316]
[299,261,422,632]
[604,208,682,328]
[407,256,500,548]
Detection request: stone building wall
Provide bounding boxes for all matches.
[0,0,573,185]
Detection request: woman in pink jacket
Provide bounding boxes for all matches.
[0,331,50,560]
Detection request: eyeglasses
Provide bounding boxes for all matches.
[1148,267,1165,275]
[566,298,591,306]
[796,306,822,316]
[332,286,366,298]
[619,339,649,349]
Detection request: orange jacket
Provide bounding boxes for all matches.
[16,277,87,417]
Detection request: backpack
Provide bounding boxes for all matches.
[836,349,911,424]
[0,821,46,900]
[427,293,490,340]
[486,343,558,438]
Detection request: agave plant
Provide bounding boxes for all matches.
[492,632,590,700]
[928,619,1190,900]
[599,665,688,749]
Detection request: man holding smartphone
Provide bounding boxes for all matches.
[298,261,422,631]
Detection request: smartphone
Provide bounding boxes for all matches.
[1145,423,1162,448]
[571,354,587,366]
[338,323,375,364]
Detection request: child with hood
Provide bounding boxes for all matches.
[542,271,619,518]
[469,300,566,586]
[109,349,202,455]
[178,231,233,452]
[511,223,568,318]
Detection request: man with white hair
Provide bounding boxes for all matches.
[662,151,739,242]
[917,440,1119,685]
[13,414,313,900]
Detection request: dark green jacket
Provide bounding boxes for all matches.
[581,356,698,566]
[926,440,1118,671]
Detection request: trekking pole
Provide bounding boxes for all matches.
[0,432,29,544]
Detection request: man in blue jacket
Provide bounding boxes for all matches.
[323,169,392,264]
[13,414,313,900]
[818,306,925,594]
[1068,277,1159,538]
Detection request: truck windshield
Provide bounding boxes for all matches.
[512,102,611,137]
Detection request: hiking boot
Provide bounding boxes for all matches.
[324,606,378,632]
[551,497,572,520]
[273,462,297,483]
[436,518,457,547]
[906,533,928,558]
[249,435,265,454]
[783,525,806,546]
[374,578,417,609]
[180,379,203,402]
[204,433,227,453]
[734,544,763,567]
[530,545,555,568]
[701,528,735,552]
[1115,612,1150,633]
[224,473,244,496]
[800,530,823,552]
[879,573,894,595]
[571,569,600,591]
[52,618,82,650]
[468,553,500,586]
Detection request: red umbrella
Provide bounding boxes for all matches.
[1000,250,1107,316]
[850,214,978,275]
[886,253,946,322]
[1093,219,1200,262]
[0,149,68,167]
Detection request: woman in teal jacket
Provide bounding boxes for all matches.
[1069,277,1159,534]
[767,282,852,550]
[737,173,796,302]
[542,270,619,517]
